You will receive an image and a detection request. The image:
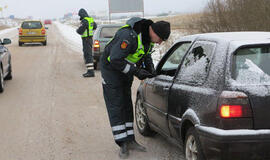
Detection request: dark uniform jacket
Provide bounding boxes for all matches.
[76,9,97,36]
[100,17,155,87]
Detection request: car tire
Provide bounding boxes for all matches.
[184,127,205,160]
[4,61,12,80]
[43,41,47,46]
[19,42,23,46]
[135,95,156,136]
[0,68,4,93]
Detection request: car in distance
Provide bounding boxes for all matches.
[44,19,52,25]
[18,20,47,46]
[0,38,12,93]
[92,24,122,69]
[135,32,270,160]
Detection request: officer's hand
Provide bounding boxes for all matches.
[148,66,157,77]
[134,69,154,80]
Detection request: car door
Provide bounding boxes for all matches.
[143,42,191,135]
[168,41,218,139]
[0,44,8,74]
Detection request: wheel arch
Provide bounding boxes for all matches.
[180,108,200,142]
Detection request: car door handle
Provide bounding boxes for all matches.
[163,86,170,92]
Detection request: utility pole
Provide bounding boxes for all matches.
[0,7,3,18]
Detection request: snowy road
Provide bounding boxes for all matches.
[0,23,185,160]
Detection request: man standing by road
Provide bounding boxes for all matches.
[100,17,170,159]
[76,8,97,77]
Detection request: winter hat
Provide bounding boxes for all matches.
[151,21,171,41]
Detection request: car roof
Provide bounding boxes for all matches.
[178,32,270,42]
[22,20,42,23]
[176,32,270,53]
[97,24,124,28]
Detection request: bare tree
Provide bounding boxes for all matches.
[189,0,270,33]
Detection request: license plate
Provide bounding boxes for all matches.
[27,32,36,34]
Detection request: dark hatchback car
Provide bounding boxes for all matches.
[0,38,12,93]
[135,32,270,160]
[92,24,122,69]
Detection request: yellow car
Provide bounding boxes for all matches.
[18,20,47,46]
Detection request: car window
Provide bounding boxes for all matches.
[158,42,191,77]
[233,45,270,84]
[100,27,119,38]
[21,22,42,29]
[178,41,216,85]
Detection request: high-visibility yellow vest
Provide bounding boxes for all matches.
[108,25,154,64]
[81,17,94,37]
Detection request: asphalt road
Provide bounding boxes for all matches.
[0,24,185,160]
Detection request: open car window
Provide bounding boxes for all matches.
[158,42,191,77]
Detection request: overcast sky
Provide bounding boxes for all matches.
[0,0,209,19]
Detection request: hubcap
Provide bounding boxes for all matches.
[185,135,198,160]
[136,98,147,131]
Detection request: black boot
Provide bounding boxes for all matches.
[128,140,146,152]
[82,70,95,78]
[119,142,129,159]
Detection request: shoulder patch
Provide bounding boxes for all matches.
[120,40,129,49]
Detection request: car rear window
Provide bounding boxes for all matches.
[22,21,42,29]
[233,45,270,84]
[100,27,119,38]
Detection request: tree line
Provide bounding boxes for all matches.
[190,0,270,33]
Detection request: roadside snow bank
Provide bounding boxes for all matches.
[54,21,82,53]
[0,27,17,35]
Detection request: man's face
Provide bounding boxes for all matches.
[149,26,163,45]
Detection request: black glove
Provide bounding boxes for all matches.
[134,69,154,80]
[148,65,157,77]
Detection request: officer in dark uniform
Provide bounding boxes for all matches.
[76,8,97,77]
[100,17,170,159]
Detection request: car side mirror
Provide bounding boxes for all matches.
[45,27,49,30]
[2,38,11,45]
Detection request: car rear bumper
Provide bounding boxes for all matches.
[19,36,46,43]
[196,125,270,160]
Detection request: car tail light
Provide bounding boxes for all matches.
[41,28,46,34]
[220,105,242,118]
[218,91,252,118]
[19,28,22,35]
[93,40,100,51]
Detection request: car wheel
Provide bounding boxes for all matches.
[0,68,4,93]
[43,41,47,46]
[19,42,23,46]
[184,127,205,160]
[4,61,12,80]
[135,95,156,136]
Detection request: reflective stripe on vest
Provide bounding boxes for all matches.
[107,25,154,64]
[82,17,94,37]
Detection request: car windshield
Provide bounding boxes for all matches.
[100,27,119,38]
[233,45,270,84]
[22,22,42,29]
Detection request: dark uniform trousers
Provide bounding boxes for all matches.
[102,79,135,146]
[82,36,94,70]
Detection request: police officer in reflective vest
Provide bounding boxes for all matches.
[76,8,97,77]
[100,17,170,159]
